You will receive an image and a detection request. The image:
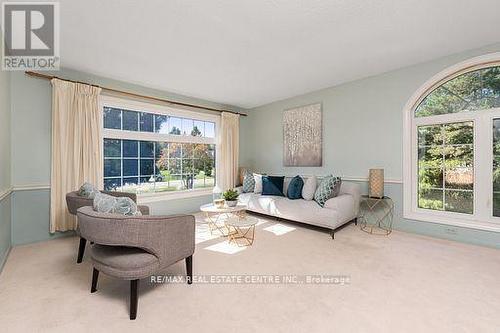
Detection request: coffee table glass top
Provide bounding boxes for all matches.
[225,216,258,228]
[200,203,247,213]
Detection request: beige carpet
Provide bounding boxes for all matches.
[1,213,500,332]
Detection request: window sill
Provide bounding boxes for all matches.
[137,188,213,204]
[404,210,500,232]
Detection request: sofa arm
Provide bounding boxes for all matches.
[339,182,361,216]
[324,193,358,223]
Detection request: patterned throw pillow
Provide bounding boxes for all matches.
[78,182,99,199]
[93,192,141,216]
[314,176,342,207]
[242,171,255,193]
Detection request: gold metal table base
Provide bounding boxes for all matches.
[227,224,256,247]
[359,196,394,236]
[204,210,246,237]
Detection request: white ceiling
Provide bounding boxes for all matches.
[55,0,500,108]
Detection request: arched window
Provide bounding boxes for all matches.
[403,53,500,231]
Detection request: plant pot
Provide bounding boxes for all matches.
[226,200,238,207]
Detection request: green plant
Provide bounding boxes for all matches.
[222,188,239,201]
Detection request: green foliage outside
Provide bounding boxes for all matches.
[416,67,500,117]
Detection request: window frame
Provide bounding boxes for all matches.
[100,95,220,202]
[403,53,500,232]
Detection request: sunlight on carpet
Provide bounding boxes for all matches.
[263,223,296,236]
[204,240,246,254]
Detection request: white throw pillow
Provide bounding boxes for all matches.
[253,173,263,193]
[302,176,317,200]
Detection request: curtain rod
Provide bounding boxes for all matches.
[24,71,247,117]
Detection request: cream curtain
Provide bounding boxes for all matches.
[219,112,240,191]
[50,79,102,232]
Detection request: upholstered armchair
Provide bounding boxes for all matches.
[66,191,150,263]
[77,206,195,320]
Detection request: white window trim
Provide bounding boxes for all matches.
[100,95,220,201]
[403,52,500,232]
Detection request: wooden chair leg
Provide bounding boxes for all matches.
[77,237,87,263]
[185,255,193,284]
[130,279,139,320]
[91,268,99,293]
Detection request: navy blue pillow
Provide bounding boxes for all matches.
[287,176,304,199]
[262,176,285,196]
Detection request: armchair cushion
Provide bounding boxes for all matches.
[91,245,159,280]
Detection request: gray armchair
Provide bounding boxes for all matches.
[76,206,195,320]
[66,191,150,263]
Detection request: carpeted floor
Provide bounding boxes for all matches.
[1,213,499,332]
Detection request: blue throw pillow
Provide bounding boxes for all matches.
[287,176,304,199]
[262,176,285,196]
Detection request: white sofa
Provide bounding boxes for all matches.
[237,179,361,238]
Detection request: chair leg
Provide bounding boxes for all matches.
[130,279,139,320]
[91,268,99,293]
[330,230,335,240]
[77,237,87,263]
[186,255,193,284]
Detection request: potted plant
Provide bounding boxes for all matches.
[222,188,239,207]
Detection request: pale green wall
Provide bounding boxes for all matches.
[240,42,500,249]
[0,32,12,269]
[9,68,239,245]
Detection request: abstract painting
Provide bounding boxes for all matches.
[283,103,322,166]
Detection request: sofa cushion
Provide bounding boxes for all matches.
[287,176,304,199]
[242,170,255,193]
[302,176,317,200]
[314,176,342,207]
[262,176,285,196]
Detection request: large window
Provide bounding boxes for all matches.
[102,97,217,196]
[404,55,500,231]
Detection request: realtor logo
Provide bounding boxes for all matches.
[2,2,59,70]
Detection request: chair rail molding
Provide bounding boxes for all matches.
[12,184,51,191]
[0,187,13,201]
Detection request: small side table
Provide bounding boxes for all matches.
[359,195,394,235]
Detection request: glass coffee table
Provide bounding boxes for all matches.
[200,203,247,237]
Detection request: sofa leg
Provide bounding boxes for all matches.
[330,230,335,240]
[186,255,193,284]
[77,237,87,263]
[353,218,358,226]
[130,279,139,320]
[91,268,99,293]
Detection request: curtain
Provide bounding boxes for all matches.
[50,79,102,233]
[219,112,240,191]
